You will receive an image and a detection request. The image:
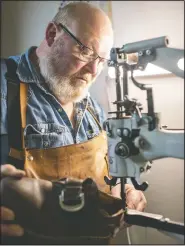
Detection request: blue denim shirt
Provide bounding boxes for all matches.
[1,47,107,150]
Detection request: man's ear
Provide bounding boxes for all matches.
[45,22,58,47]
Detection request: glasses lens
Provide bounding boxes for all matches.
[79,46,97,62]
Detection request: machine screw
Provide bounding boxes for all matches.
[139,138,145,148]
[123,129,130,136]
[140,167,145,173]
[117,128,130,137]
[146,49,152,55]
[138,51,143,56]
[117,129,121,137]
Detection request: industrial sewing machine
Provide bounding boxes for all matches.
[104,36,184,242]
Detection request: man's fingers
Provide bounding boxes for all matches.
[127,198,146,211]
[135,202,146,211]
[1,164,26,179]
[1,224,24,237]
[0,207,24,237]
[1,207,24,237]
[0,165,25,238]
[126,201,136,209]
[126,189,147,211]
[1,207,15,221]
[136,196,147,211]
[8,169,26,178]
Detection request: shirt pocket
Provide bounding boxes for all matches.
[24,123,74,149]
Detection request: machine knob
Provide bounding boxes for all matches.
[134,136,146,149]
[115,142,130,158]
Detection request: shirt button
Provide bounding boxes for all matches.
[58,108,62,112]
[27,155,33,161]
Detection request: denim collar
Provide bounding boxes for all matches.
[14,46,44,84]
[10,46,90,103]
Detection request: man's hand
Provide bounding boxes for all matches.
[125,184,147,211]
[111,183,147,237]
[0,164,26,237]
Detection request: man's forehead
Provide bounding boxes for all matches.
[90,34,113,57]
[71,20,114,55]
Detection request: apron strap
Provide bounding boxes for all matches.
[8,82,28,163]
[20,83,28,148]
[2,58,25,168]
[86,106,103,131]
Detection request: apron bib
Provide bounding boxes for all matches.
[9,82,110,192]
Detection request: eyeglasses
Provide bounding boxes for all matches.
[58,23,108,63]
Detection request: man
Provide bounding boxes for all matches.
[0,1,146,243]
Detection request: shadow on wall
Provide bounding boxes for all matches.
[1,1,60,57]
[109,158,184,245]
[1,1,19,57]
[130,158,184,245]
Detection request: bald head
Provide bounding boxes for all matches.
[53,1,113,32]
[53,2,113,51]
[37,2,114,104]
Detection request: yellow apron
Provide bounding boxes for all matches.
[9,82,110,193]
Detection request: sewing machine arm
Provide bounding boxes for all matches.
[106,36,184,242]
[125,208,184,235]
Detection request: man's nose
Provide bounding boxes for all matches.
[85,58,100,75]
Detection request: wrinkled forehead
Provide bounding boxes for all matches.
[70,20,114,58]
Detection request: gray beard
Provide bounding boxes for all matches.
[45,76,89,104]
[39,56,89,104]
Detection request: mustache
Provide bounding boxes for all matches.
[76,77,88,82]
[72,73,91,82]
